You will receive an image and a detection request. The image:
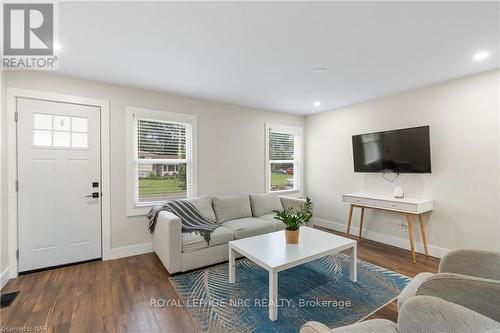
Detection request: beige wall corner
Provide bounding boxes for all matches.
[305,70,500,255]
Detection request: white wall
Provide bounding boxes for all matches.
[4,69,499,267]
[306,70,500,255]
[4,71,304,251]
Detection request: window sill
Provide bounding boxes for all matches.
[128,199,187,217]
[269,189,302,195]
[127,203,156,217]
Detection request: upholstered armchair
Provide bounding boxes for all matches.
[299,296,500,333]
[397,249,500,322]
[300,249,500,333]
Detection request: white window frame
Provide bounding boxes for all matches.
[126,107,197,216]
[265,124,303,194]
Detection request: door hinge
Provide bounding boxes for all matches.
[16,249,19,259]
[14,111,18,122]
[15,180,19,192]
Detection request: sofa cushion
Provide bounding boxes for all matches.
[212,195,252,223]
[259,213,285,231]
[185,195,216,222]
[222,217,275,239]
[182,226,234,253]
[250,193,284,217]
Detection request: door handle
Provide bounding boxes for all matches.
[85,192,100,198]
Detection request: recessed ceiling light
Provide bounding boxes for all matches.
[313,101,321,106]
[54,42,62,51]
[473,51,489,61]
[313,67,327,73]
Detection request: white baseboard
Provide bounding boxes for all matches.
[107,242,153,260]
[1,267,10,290]
[313,217,449,258]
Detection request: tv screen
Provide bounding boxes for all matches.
[352,126,431,173]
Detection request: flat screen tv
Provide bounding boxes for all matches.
[352,126,431,173]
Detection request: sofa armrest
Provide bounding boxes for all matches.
[439,249,500,280]
[279,196,306,211]
[398,296,500,333]
[416,273,500,322]
[152,211,182,274]
[397,272,434,311]
[300,321,331,333]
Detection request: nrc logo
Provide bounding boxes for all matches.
[3,3,54,56]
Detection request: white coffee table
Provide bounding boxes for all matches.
[228,226,357,321]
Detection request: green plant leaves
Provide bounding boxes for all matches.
[273,197,313,231]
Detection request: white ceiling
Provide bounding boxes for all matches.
[58,1,499,115]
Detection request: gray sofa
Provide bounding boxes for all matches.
[153,193,306,274]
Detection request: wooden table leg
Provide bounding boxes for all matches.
[346,204,354,235]
[418,214,429,256]
[358,207,365,239]
[406,214,416,264]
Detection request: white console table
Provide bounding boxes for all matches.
[343,192,433,263]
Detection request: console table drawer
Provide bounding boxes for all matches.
[376,200,417,212]
[344,196,377,206]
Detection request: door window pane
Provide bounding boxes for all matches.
[33,113,90,149]
[71,117,88,132]
[71,133,88,148]
[53,116,71,131]
[34,130,52,146]
[34,114,52,130]
[53,132,71,147]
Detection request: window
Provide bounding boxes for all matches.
[127,107,197,215]
[33,113,88,148]
[266,124,302,193]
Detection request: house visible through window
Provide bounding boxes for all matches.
[135,118,192,204]
[266,124,302,192]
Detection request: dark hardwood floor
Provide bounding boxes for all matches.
[322,228,440,322]
[0,228,439,333]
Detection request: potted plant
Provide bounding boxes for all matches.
[273,197,313,244]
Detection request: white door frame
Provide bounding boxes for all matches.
[7,88,111,278]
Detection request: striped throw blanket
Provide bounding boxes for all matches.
[147,200,219,243]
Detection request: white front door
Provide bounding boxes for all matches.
[17,98,102,272]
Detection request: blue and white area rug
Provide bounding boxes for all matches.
[169,254,410,333]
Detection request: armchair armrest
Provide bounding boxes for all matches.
[300,321,331,333]
[279,196,306,211]
[398,296,500,333]
[152,211,182,274]
[417,273,500,322]
[439,249,500,280]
